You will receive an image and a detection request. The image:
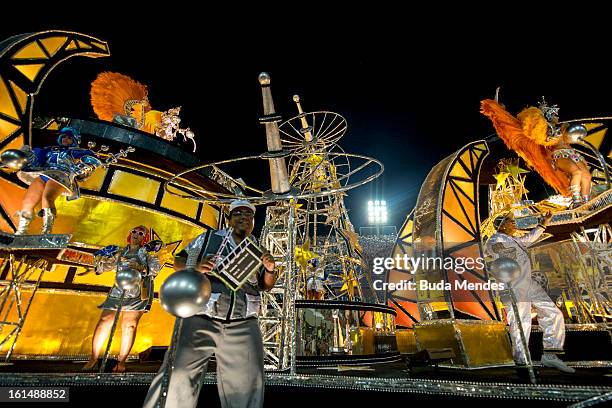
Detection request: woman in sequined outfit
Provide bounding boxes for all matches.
[0,127,101,235]
[481,97,592,207]
[549,128,591,206]
[82,225,161,373]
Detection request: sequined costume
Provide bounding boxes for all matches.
[484,227,566,363]
[16,140,100,201]
[96,245,161,311]
[551,147,586,170]
[2,127,102,235]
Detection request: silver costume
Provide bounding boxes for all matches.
[97,246,161,311]
[16,144,101,201]
[143,229,267,408]
[485,226,566,363]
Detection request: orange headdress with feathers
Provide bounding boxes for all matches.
[480,99,570,195]
[90,72,150,121]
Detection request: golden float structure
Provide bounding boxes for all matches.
[0,31,235,360]
[386,123,612,367]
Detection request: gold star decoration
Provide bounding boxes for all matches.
[340,270,358,296]
[295,240,319,269]
[504,163,529,180]
[305,154,323,166]
[494,172,511,190]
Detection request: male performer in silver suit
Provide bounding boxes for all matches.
[143,199,277,408]
[485,211,574,373]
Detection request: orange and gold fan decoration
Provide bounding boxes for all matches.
[90,71,162,134]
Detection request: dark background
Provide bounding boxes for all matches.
[2,10,610,230]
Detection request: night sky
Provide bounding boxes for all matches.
[2,12,611,230]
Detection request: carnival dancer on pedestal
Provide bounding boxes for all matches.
[481,96,592,208]
[0,127,102,235]
[82,225,161,373]
[90,72,196,151]
[485,211,575,373]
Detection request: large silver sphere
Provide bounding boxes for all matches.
[1,149,28,170]
[566,124,588,143]
[115,267,142,291]
[160,268,212,318]
[489,257,521,283]
[258,72,271,85]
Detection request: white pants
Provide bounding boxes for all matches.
[503,279,565,363]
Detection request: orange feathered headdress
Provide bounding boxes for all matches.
[90,72,149,121]
[480,99,569,195]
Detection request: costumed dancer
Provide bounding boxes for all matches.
[485,211,575,373]
[142,199,277,408]
[481,97,591,208]
[90,72,163,134]
[306,258,326,300]
[82,225,161,373]
[0,127,101,235]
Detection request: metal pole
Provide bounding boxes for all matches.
[506,283,537,384]
[99,290,125,373]
[157,318,183,408]
[288,203,297,374]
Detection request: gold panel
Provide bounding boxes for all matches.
[91,41,108,52]
[585,129,606,150]
[449,162,469,179]
[443,185,474,233]
[0,117,19,140]
[65,40,78,51]
[39,36,67,57]
[9,81,27,114]
[14,64,45,82]
[199,203,219,229]
[0,76,19,120]
[71,264,115,286]
[399,219,413,242]
[452,179,475,201]
[0,290,175,357]
[76,40,92,49]
[395,328,417,353]
[78,166,107,191]
[12,42,47,59]
[161,189,199,219]
[459,150,472,170]
[414,319,513,367]
[349,327,375,355]
[442,213,474,244]
[108,170,160,203]
[42,263,69,283]
[0,176,37,234]
[54,196,205,248]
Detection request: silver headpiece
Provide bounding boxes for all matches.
[538,97,560,123]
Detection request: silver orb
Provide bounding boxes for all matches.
[160,268,212,318]
[258,72,271,85]
[565,124,588,143]
[115,267,142,291]
[489,257,521,283]
[1,149,28,170]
